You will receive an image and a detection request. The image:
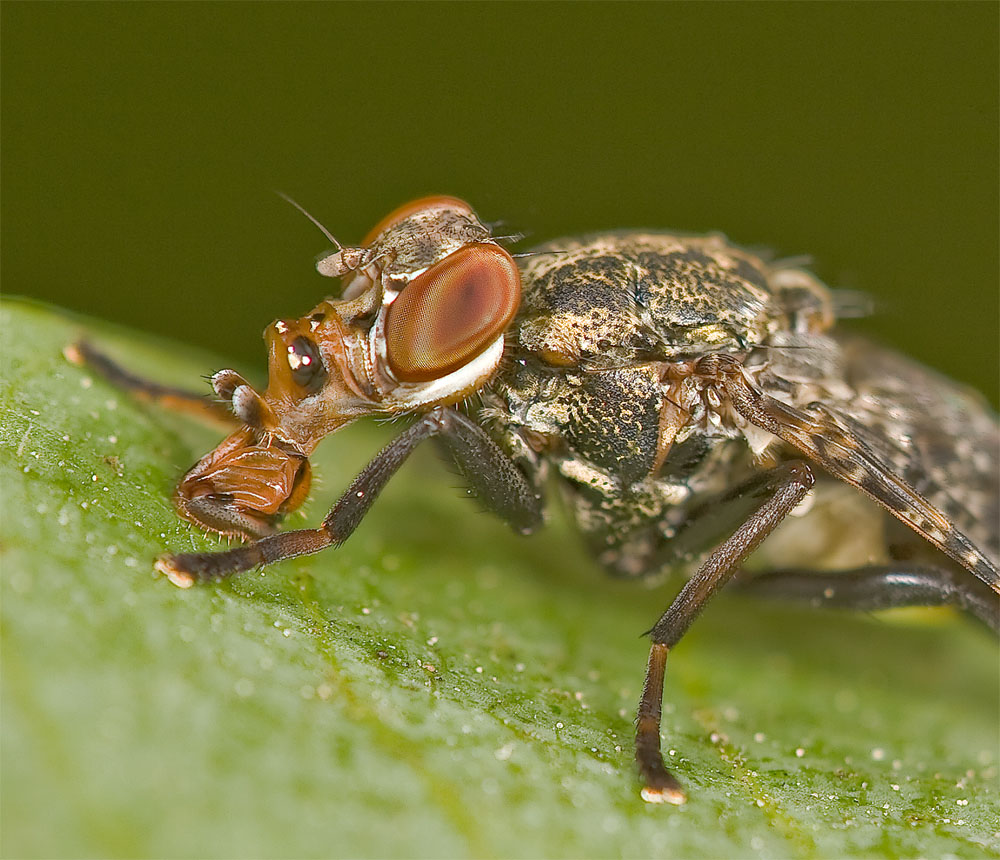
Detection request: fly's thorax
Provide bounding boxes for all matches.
[491,352,748,503]
[492,333,865,512]
[514,232,836,369]
[498,361,669,487]
[490,232,851,510]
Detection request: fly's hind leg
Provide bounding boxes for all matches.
[64,340,238,425]
[733,564,1000,632]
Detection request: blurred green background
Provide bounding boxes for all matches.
[2,3,997,402]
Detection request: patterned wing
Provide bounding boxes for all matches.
[708,353,1000,592]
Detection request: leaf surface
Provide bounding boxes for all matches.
[2,298,997,859]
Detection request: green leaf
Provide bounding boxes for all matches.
[2,297,997,859]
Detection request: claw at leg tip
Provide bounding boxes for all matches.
[641,785,687,805]
[63,343,84,365]
[154,557,194,589]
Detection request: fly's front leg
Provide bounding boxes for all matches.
[636,460,815,804]
[64,340,238,425]
[433,409,543,536]
[157,407,543,586]
[157,412,447,586]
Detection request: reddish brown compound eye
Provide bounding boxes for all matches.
[384,243,521,383]
[362,195,474,247]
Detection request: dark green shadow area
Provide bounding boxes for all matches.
[1,298,997,859]
[3,3,997,402]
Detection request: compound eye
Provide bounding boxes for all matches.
[286,336,325,390]
[363,195,474,246]
[384,244,521,383]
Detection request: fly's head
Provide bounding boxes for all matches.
[174,196,522,540]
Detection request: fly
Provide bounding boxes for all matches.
[67,196,1000,803]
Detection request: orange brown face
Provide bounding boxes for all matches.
[172,197,523,538]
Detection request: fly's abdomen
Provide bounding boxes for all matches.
[836,335,999,566]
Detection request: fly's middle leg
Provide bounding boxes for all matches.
[636,460,815,803]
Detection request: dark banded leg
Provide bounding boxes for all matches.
[636,460,815,804]
[733,565,1000,632]
[64,340,237,425]
[157,407,543,587]
[433,409,543,536]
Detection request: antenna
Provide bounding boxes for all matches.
[274,191,342,251]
